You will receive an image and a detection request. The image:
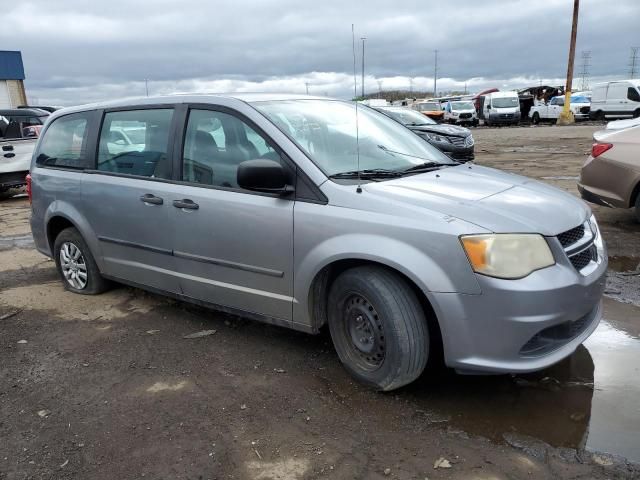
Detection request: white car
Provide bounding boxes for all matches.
[590,80,640,120]
[443,100,478,126]
[529,95,591,124]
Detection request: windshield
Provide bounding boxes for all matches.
[491,97,519,108]
[415,102,440,112]
[378,108,436,126]
[253,100,454,176]
[451,101,474,110]
[570,96,590,103]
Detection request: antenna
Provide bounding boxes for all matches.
[352,24,362,193]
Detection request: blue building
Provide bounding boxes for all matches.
[0,51,27,108]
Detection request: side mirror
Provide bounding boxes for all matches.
[237,159,293,195]
[486,105,491,109]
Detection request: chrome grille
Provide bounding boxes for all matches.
[449,136,465,146]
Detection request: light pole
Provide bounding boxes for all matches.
[558,0,580,125]
[145,79,149,97]
[433,50,438,97]
[361,37,367,98]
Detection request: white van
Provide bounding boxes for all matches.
[480,91,521,126]
[590,80,640,120]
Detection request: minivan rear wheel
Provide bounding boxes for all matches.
[635,194,640,223]
[53,227,109,295]
[327,266,429,391]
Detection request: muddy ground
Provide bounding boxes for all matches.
[1,124,640,479]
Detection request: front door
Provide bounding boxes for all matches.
[170,107,294,321]
[81,107,180,293]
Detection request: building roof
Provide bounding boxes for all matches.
[0,51,25,80]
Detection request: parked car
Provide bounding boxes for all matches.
[443,100,479,126]
[413,101,445,122]
[529,95,591,124]
[0,108,49,139]
[0,137,37,197]
[589,80,640,120]
[478,91,521,126]
[578,119,640,221]
[374,105,474,161]
[30,94,606,391]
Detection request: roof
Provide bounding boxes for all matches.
[0,51,25,80]
[47,93,339,117]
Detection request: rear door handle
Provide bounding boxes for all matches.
[140,193,163,205]
[173,199,199,210]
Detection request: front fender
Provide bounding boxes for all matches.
[293,233,481,328]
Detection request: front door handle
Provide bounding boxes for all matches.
[140,193,163,205]
[173,199,199,210]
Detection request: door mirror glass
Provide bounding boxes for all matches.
[237,159,291,195]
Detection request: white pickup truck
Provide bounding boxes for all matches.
[529,95,591,124]
[0,137,36,198]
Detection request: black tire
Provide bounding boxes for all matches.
[596,110,605,121]
[53,227,109,295]
[633,109,640,119]
[327,266,429,391]
[635,194,640,223]
[532,112,540,125]
[484,119,491,127]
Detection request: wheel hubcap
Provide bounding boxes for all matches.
[344,294,385,368]
[60,242,88,290]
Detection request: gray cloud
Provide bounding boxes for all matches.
[2,0,638,105]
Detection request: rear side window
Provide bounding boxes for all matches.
[36,113,90,169]
[97,109,173,179]
[628,87,640,102]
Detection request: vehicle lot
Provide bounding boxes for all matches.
[1,124,639,479]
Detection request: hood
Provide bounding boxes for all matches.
[363,165,589,235]
[409,124,470,137]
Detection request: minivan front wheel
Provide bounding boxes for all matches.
[54,227,109,295]
[327,266,429,391]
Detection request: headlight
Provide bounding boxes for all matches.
[589,214,604,257]
[423,132,449,143]
[460,234,555,279]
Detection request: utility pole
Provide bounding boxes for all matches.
[409,77,414,94]
[579,50,591,91]
[376,79,383,98]
[630,47,639,79]
[361,37,367,98]
[351,24,357,99]
[464,81,467,95]
[558,0,579,125]
[145,79,149,97]
[433,49,438,97]
[305,82,310,95]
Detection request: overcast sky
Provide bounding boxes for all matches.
[3,0,639,105]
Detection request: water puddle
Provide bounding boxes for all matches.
[0,234,34,250]
[405,297,640,463]
[608,255,640,272]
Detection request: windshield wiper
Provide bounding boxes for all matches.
[328,168,404,179]
[400,161,457,174]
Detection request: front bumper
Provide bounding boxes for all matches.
[429,244,607,374]
[488,113,521,124]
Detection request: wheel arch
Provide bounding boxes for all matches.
[306,258,445,365]
[43,201,104,270]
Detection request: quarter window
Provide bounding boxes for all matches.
[182,109,281,189]
[97,109,173,179]
[36,113,90,169]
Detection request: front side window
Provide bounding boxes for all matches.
[182,109,281,189]
[36,113,90,169]
[628,87,640,102]
[97,109,173,179]
[253,100,453,177]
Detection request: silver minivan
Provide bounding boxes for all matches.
[29,94,607,391]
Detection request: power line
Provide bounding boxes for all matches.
[578,50,591,91]
[630,47,639,79]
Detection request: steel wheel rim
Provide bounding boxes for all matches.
[343,294,385,370]
[59,241,88,290]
